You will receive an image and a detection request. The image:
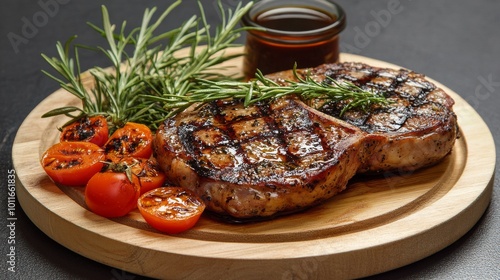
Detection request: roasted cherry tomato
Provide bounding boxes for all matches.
[138,187,205,234]
[119,157,166,195]
[60,115,109,147]
[85,171,141,218]
[104,122,153,161]
[41,141,105,186]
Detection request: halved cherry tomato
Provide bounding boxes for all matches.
[118,157,166,195]
[41,141,105,186]
[104,122,153,161]
[85,171,140,218]
[60,115,109,147]
[137,187,205,234]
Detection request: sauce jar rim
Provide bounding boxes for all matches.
[241,0,346,40]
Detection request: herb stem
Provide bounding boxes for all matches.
[145,68,391,117]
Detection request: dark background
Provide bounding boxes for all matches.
[1,0,499,279]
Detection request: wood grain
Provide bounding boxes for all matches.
[12,48,495,279]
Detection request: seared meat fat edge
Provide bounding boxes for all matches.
[154,62,458,219]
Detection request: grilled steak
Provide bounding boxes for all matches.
[154,97,366,219]
[154,62,458,219]
[267,62,458,173]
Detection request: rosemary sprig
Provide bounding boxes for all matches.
[41,0,254,131]
[41,36,98,120]
[289,69,392,116]
[139,0,253,125]
[147,67,391,117]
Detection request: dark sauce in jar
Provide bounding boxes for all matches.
[256,7,335,31]
[242,1,346,79]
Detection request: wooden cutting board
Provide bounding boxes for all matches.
[12,48,495,279]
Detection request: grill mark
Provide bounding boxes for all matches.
[176,96,342,186]
[316,63,446,134]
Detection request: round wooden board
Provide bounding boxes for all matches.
[13,48,495,279]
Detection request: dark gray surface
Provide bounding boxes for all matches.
[1,0,499,279]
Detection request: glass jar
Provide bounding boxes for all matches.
[242,0,346,79]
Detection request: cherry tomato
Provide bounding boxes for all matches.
[104,122,153,161]
[138,187,205,234]
[60,115,109,147]
[119,157,166,195]
[85,171,140,218]
[41,141,105,186]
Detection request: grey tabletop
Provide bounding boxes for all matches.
[1,0,499,279]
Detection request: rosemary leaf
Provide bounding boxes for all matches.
[41,106,84,118]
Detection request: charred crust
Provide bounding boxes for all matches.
[317,62,451,135]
